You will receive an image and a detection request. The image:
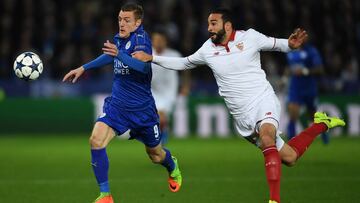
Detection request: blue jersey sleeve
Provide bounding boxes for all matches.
[116,51,151,74]
[83,54,113,70]
[133,33,152,54]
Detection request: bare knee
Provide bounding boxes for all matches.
[260,134,276,149]
[89,133,106,148]
[259,124,277,149]
[89,122,115,149]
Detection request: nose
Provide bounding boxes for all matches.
[207,25,212,33]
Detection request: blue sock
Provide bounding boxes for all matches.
[287,120,296,140]
[161,148,175,173]
[91,148,110,193]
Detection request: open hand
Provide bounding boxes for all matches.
[132,51,153,62]
[62,66,85,83]
[288,28,308,49]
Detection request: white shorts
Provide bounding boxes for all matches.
[233,93,285,150]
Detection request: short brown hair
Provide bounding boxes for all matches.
[121,3,144,20]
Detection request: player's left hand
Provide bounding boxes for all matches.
[102,40,118,56]
[288,28,308,49]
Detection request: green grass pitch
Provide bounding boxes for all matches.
[0,134,359,203]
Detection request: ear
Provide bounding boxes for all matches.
[135,19,142,27]
[224,21,232,32]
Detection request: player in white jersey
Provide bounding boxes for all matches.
[133,8,345,203]
[151,30,181,143]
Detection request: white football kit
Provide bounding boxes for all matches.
[152,29,291,150]
[151,48,180,114]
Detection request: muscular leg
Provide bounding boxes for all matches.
[279,143,298,167]
[259,123,281,203]
[287,102,300,140]
[145,144,175,172]
[281,120,328,167]
[89,122,116,194]
[90,122,116,149]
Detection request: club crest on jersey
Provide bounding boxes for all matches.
[125,41,131,50]
[236,42,244,51]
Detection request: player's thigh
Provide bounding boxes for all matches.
[279,143,297,166]
[90,121,116,148]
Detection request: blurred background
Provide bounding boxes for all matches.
[1,1,360,202]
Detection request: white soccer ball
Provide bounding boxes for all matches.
[13,52,43,81]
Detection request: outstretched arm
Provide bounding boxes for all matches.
[63,54,113,83]
[132,51,199,71]
[252,28,308,52]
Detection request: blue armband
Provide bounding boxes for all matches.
[83,54,113,70]
[116,51,151,74]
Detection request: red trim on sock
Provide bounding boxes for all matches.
[288,123,327,159]
[262,145,281,203]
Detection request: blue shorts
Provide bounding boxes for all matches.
[97,97,161,148]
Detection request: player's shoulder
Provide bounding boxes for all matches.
[135,31,150,42]
[242,28,261,37]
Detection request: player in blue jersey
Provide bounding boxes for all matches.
[62,3,182,203]
[286,40,329,143]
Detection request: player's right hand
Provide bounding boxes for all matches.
[62,66,85,83]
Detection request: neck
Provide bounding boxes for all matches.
[220,29,234,45]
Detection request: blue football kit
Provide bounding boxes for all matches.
[286,43,329,142]
[287,43,323,110]
[83,25,161,147]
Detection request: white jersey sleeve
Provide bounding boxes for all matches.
[248,28,291,52]
[152,46,206,70]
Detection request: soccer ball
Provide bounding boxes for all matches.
[13,52,43,80]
